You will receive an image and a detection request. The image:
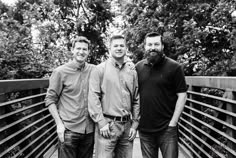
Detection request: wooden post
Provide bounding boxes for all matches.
[224,89,236,158]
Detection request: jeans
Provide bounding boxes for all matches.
[94,119,133,158]
[139,126,178,158]
[58,129,94,158]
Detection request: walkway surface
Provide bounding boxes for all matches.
[50,137,188,158]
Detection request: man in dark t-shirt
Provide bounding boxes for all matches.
[136,32,187,158]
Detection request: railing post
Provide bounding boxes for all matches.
[224,89,236,158]
[187,85,194,155]
[0,93,6,154]
[30,88,46,157]
[188,85,202,158]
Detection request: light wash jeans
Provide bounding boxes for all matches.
[94,118,133,158]
[139,126,178,158]
[58,129,94,158]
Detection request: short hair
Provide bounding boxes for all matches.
[109,34,126,45]
[72,36,91,49]
[144,32,163,45]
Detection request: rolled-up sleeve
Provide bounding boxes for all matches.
[131,70,140,129]
[45,69,63,107]
[88,67,107,129]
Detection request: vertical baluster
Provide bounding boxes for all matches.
[224,90,236,158]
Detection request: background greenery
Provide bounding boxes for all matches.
[1,1,235,157]
[1,0,236,79]
[0,0,113,79]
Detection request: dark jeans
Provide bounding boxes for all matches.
[139,126,178,158]
[58,129,94,158]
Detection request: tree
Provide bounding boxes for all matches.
[123,0,236,76]
[0,0,114,79]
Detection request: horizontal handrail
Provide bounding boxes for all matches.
[185,76,236,157]
[0,93,46,107]
[179,130,213,158]
[0,119,54,157]
[179,122,224,158]
[0,108,48,132]
[187,98,236,117]
[36,137,58,158]
[181,113,236,156]
[12,125,56,158]
[1,77,236,158]
[179,137,201,158]
[183,112,236,151]
[186,76,236,91]
[0,79,49,94]
[187,91,236,105]
[180,117,227,150]
[0,114,51,146]
[0,79,55,158]
[0,101,45,120]
[185,105,236,131]
[24,129,57,158]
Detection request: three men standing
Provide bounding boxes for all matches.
[136,32,187,158]
[45,32,187,158]
[45,36,95,158]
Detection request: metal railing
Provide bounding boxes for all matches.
[179,77,236,158]
[0,77,235,158]
[0,79,57,158]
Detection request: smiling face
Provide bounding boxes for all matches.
[144,35,164,64]
[71,41,90,63]
[110,38,126,61]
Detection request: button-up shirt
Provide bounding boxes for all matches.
[88,58,140,129]
[45,61,95,134]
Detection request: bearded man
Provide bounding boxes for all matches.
[135,32,187,158]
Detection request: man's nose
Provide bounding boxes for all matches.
[117,46,122,50]
[78,49,84,54]
[151,45,156,50]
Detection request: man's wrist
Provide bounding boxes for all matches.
[169,120,178,126]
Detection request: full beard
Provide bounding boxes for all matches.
[144,49,165,65]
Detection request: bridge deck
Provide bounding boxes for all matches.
[50,137,189,158]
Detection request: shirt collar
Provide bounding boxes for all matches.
[109,57,128,69]
[144,59,151,66]
[68,60,87,71]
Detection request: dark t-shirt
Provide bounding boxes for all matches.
[136,57,187,133]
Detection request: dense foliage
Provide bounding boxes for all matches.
[0,0,113,79]
[123,0,236,76]
[1,0,236,78]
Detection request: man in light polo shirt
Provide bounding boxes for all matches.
[88,34,140,158]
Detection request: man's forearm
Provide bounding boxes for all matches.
[48,103,63,126]
[130,85,140,129]
[169,92,187,126]
[48,103,65,142]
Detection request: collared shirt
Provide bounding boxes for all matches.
[45,61,95,134]
[88,57,140,129]
[136,57,187,133]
